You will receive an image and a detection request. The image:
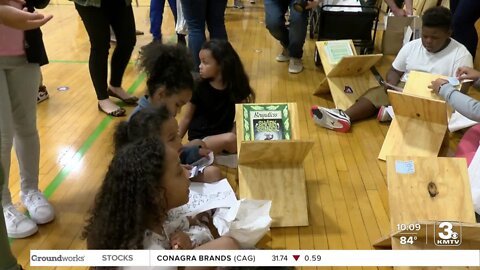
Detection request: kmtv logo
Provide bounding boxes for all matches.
[434,221,462,246]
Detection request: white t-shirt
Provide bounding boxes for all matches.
[122,215,213,270]
[392,38,473,82]
[122,230,175,270]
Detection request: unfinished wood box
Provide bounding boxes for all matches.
[378,90,448,161]
[314,40,383,110]
[373,156,480,270]
[235,103,314,227]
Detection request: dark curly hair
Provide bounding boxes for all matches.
[138,42,194,97]
[422,6,452,32]
[114,106,171,152]
[82,138,169,251]
[200,39,255,103]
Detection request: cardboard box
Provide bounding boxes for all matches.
[382,15,421,55]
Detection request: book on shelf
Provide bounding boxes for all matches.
[243,104,291,141]
[324,40,354,65]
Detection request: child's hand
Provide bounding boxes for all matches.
[428,78,449,94]
[198,148,211,157]
[392,7,407,16]
[170,231,193,250]
[0,5,52,30]
[0,0,24,4]
[456,66,480,81]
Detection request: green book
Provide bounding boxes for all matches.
[243,104,291,141]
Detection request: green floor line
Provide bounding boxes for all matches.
[44,73,145,198]
[8,73,145,243]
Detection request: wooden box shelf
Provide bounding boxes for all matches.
[235,103,314,227]
[314,40,383,110]
[378,90,448,161]
[373,156,480,269]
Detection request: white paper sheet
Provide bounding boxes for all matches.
[448,111,479,132]
[169,179,237,218]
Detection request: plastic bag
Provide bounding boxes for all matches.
[213,199,272,248]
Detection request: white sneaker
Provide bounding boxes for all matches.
[377,105,392,122]
[214,154,238,168]
[288,57,303,74]
[275,48,290,62]
[311,106,351,132]
[21,190,55,224]
[3,204,38,238]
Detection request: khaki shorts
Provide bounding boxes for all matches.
[361,82,405,109]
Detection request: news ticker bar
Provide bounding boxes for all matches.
[30,250,480,267]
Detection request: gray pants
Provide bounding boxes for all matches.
[0,160,20,270]
[0,56,40,206]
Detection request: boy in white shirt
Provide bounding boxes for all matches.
[311,6,473,132]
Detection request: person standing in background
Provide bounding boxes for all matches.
[180,0,228,71]
[149,0,186,44]
[264,0,320,74]
[73,0,138,117]
[0,2,51,266]
[450,0,480,59]
[0,0,55,244]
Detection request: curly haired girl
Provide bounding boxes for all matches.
[83,138,238,258]
[132,42,194,118]
[115,106,223,183]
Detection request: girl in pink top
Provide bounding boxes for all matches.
[0,0,54,241]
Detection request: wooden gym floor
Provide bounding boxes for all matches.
[6,0,480,269]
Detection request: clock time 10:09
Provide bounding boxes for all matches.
[396,223,421,231]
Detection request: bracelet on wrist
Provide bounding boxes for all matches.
[438,81,449,92]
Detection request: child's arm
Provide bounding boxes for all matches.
[178,102,196,139]
[385,66,404,90]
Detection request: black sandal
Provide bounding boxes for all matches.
[107,88,138,105]
[97,103,126,117]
